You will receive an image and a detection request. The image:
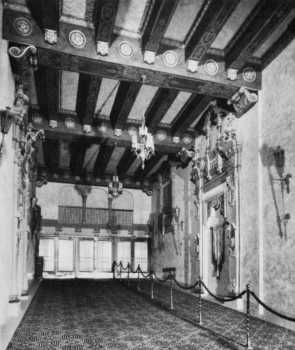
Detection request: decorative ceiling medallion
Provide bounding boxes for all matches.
[243,67,257,83]
[119,41,134,57]
[204,59,219,76]
[13,17,33,36]
[69,30,86,49]
[162,50,178,68]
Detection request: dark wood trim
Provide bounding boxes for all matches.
[262,19,295,69]
[171,94,212,135]
[225,0,291,70]
[185,0,239,61]
[145,88,178,132]
[142,0,178,53]
[76,74,101,125]
[94,0,119,44]
[40,0,60,32]
[43,139,60,172]
[69,139,89,176]
[109,81,141,129]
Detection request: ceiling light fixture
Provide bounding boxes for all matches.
[108,170,123,199]
[131,115,155,169]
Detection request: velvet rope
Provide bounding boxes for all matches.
[200,281,246,303]
[172,277,200,290]
[250,292,295,322]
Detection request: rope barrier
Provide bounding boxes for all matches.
[200,280,246,303]
[172,277,200,290]
[250,291,295,322]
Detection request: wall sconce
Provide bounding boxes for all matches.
[0,108,15,155]
[272,146,292,239]
[272,146,292,194]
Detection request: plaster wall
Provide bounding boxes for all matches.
[37,182,151,224]
[0,0,16,329]
[259,39,295,327]
[151,166,198,284]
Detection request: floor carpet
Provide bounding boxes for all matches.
[7,279,241,350]
[130,279,295,350]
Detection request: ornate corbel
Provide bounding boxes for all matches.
[8,45,38,72]
[227,87,258,118]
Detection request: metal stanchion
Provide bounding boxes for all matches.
[170,274,174,310]
[150,273,154,299]
[198,278,203,325]
[127,263,130,287]
[137,265,140,291]
[246,284,253,350]
[112,262,116,279]
[119,263,122,282]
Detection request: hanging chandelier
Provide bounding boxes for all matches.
[108,172,123,199]
[131,115,155,169]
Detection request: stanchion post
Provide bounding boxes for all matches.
[127,263,130,287]
[137,265,140,291]
[150,273,154,300]
[119,262,122,282]
[112,261,116,280]
[170,274,174,310]
[246,284,253,350]
[198,278,203,325]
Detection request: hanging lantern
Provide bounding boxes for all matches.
[108,174,123,199]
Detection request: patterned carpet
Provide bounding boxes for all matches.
[130,279,295,350]
[7,279,241,350]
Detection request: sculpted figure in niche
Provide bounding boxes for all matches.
[30,196,42,256]
[207,202,225,278]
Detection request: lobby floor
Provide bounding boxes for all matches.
[6,279,295,350]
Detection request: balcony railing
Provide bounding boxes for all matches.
[58,206,133,226]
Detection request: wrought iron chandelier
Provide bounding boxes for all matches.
[108,172,123,199]
[131,115,155,169]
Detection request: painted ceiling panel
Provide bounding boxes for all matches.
[60,71,79,111]
[83,144,100,173]
[128,84,158,120]
[114,0,150,37]
[211,0,259,50]
[164,0,205,43]
[253,11,295,58]
[160,91,191,124]
[95,78,119,117]
[62,0,86,19]
[105,146,126,174]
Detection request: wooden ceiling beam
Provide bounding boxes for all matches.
[37,166,146,189]
[3,9,261,95]
[34,67,59,120]
[145,88,179,132]
[171,95,213,135]
[109,81,141,130]
[94,0,119,55]
[226,0,292,70]
[69,139,89,177]
[185,0,239,62]
[27,0,60,44]
[142,0,178,56]
[117,149,137,177]
[43,139,60,173]
[134,153,163,180]
[76,74,102,126]
[262,19,295,69]
[93,142,115,177]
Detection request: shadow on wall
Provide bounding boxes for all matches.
[260,143,291,239]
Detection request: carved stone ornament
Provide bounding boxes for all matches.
[187,59,199,73]
[49,119,58,128]
[226,68,238,81]
[228,87,258,117]
[143,50,156,65]
[44,29,58,45]
[69,30,87,49]
[13,17,33,36]
[97,41,109,56]
[83,124,92,133]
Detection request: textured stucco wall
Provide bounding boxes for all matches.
[151,165,198,284]
[0,0,16,328]
[259,39,295,327]
[37,182,151,224]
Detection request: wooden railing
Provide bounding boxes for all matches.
[58,206,133,226]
